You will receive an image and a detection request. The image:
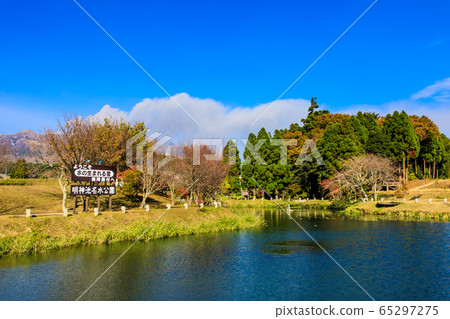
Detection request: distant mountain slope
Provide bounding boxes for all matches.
[0,129,42,162]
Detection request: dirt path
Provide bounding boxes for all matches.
[409,180,440,191]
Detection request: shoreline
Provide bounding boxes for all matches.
[0,206,263,257]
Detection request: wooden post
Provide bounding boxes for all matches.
[108,195,112,211]
[73,196,77,213]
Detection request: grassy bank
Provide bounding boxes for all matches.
[345,201,450,219]
[225,198,335,210]
[0,206,263,256]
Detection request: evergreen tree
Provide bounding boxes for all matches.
[355,112,390,156]
[10,158,29,179]
[222,139,242,195]
[318,119,363,179]
[242,132,259,199]
[382,111,420,183]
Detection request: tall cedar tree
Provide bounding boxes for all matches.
[222,139,242,195]
[382,111,420,183]
[242,132,259,199]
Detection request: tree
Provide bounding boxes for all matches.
[178,144,227,205]
[10,158,29,178]
[222,139,242,195]
[161,156,185,205]
[0,139,11,174]
[355,112,389,156]
[323,154,397,200]
[139,152,166,208]
[43,115,146,211]
[382,111,420,184]
[242,132,259,199]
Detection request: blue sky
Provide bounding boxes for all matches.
[0,0,449,136]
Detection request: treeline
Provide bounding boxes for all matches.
[38,116,226,210]
[225,98,450,199]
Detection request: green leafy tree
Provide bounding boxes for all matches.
[241,132,259,199]
[10,158,29,179]
[382,111,420,183]
[222,139,242,195]
[355,112,390,156]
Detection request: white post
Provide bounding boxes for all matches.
[121,206,126,213]
[429,199,432,204]
[321,197,323,201]
[26,209,31,218]
[381,198,384,202]
[444,198,448,204]
[166,204,171,210]
[184,203,188,209]
[403,198,406,203]
[145,204,150,212]
[94,207,99,216]
[63,207,68,217]
[415,198,418,203]
[371,198,374,202]
[200,203,204,208]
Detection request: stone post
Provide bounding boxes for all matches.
[26,209,31,218]
[145,204,150,212]
[94,207,99,216]
[121,206,126,213]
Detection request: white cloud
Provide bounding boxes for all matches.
[90,93,310,144]
[341,77,450,135]
[89,77,450,147]
[410,77,450,102]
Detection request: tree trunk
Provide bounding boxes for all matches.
[140,193,148,208]
[402,156,406,184]
[433,160,436,179]
[423,158,426,178]
[58,171,68,213]
[252,188,256,200]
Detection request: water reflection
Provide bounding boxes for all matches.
[0,209,449,301]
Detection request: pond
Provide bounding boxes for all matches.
[0,209,449,300]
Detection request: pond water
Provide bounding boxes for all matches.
[0,209,449,300]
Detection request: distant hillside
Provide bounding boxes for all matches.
[0,129,42,162]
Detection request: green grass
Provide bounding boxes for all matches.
[0,206,263,256]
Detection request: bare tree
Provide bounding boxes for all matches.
[323,154,397,200]
[161,156,185,205]
[139,152,166,208]
[178,144,227,205]
[42,116,94,211]
[0,139,11,174]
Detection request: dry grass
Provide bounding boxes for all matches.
[0,179,173,215]
[0,179,62,215]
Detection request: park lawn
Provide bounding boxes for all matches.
[0,179,174,215]
[0,179,62,215]
[0,205,263,256]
